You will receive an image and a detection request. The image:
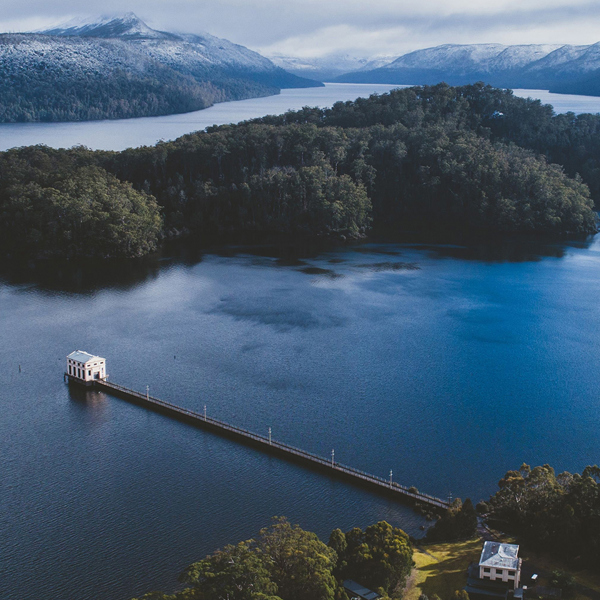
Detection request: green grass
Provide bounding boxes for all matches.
[404,537,600,600]
[404,538,481,600]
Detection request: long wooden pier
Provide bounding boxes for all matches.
[89,378,450,511]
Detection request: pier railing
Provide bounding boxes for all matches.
[94,378,451,510]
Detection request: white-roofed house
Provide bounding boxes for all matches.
[66,351,107,386]
[479,541,522,590]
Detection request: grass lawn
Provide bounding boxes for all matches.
[404,536,600,600]
[404,538,481,600]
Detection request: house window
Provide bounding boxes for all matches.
[496,570,503,577]
[483,568,491,573]
[88,370,91,376]
[69,365,72,375]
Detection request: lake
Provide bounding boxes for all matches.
[0,83,400,152]
[3,81,600,600]
[1,83,600,152]
[2,235,600,600]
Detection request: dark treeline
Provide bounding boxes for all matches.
[131,517,413,600]
[0,64,275,123]
[1,83,599,258]
[425,498,478,542]
[259,83,600,204]
[0,148,162,258]
[480,464,600,568]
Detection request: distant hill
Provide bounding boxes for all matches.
[0,13,322,123]
[333,42,600,97]
[267,52,395,81]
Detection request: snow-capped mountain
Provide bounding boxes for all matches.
[334,42,600,96]
[268,52,395,81]
[384,44,508,72]
[42,12,172,39]
[39,14,290,74]
[0,14,320,123]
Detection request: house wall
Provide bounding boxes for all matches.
[67,358,106,382]
[479,563,521,589]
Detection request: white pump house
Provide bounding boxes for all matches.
[66,351,107,385]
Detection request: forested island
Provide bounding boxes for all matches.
[1,83,599,259]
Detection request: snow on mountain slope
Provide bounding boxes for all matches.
[333,41,600,95]
[268,53,395,80]
[527,44,589,70]
[41,14,280,74]
[531,42,600,75]
[0,34,150,78]
[487,45,562,70]
[39,14,288,74]
[0,14,320,123]
[380,43,562,73]
[173,32,281,72]
[42,13,175,40]
[384,44,506,72]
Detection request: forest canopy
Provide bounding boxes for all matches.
[0,152,161,258]
[0,83,598,259]
[131,517,413,600]
[483,464,600,568]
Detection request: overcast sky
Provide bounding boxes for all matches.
[2,0,600,58]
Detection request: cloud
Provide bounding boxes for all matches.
[257,1,600,57]
[1,0,599,58]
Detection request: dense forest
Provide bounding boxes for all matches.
[0,150,162,258]
[131,517,413,600]
[1,83,599,259]
[480,464,600,568]
[424,498,478,542]
[0,63,275,123]
[551,70,600,98]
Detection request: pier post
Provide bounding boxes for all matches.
[390,469,393,487]
[268,427,272,445]
[204,405,207,421]
[331,449,335,467]
[146,385,149,401]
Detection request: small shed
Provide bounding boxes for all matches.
[343,580,381,600]
[66,351,106,386]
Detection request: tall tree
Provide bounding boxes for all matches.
[258,517,338,600]
[179,540,280,600]
[333,521,413,595]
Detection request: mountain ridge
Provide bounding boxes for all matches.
[0,14,322,123]
[332,42,600,96]
[41,12,175,40]
[267,52,395,81]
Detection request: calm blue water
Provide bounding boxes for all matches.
[1,236,600,600]
[0,83,400,151]
[512,88,600,114]
[1,83,600,152]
